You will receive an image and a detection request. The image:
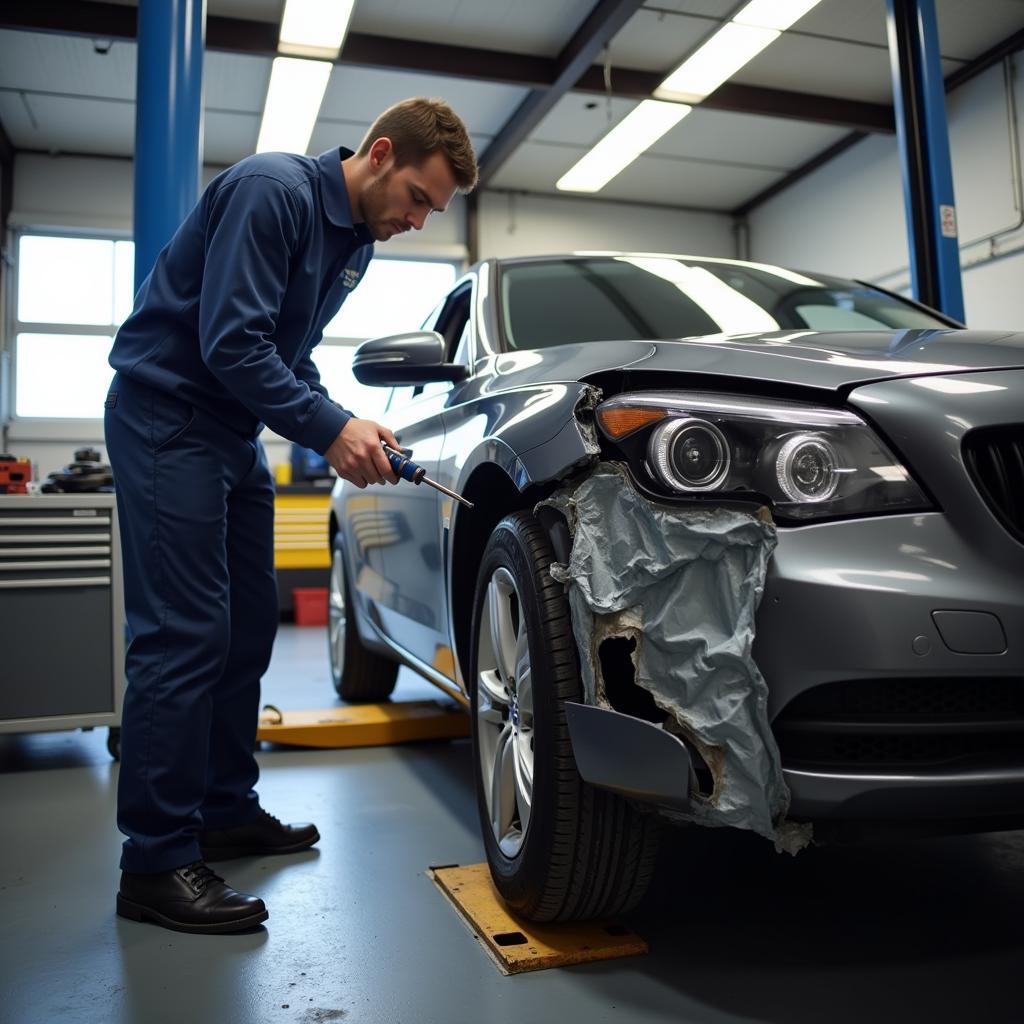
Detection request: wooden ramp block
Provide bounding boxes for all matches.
[256,700,469,749]
[429,863,647,975]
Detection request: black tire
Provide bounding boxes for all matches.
[469,511,662,922]
[107,727,121,761]
[329,533,398,702]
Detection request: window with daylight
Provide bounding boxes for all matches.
[314,257,459,421]
[13,234,136,419]
[10,239,458,421]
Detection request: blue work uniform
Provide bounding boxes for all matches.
[104,146,374,874]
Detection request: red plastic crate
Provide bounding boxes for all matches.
[292,586,328,626]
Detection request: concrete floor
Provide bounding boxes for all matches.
[2,626,1024,1024]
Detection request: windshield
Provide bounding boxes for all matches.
[498,256,949,351]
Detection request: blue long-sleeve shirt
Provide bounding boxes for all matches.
[110,146,374,454]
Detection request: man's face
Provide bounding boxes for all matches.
[360,146,459,242]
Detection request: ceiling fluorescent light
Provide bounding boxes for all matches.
[733,0,824,32]
[557,100,692,193]
[655,22,779,103]
[279,0,355,59]
[256,56,333,155]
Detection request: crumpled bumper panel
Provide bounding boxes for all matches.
[541,461,809,852]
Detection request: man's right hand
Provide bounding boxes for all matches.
[324,418,401,488]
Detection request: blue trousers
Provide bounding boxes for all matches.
[105,373,278,873]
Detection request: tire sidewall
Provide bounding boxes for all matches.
[469,514,583,912]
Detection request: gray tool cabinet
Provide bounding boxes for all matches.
[0,494,125,757]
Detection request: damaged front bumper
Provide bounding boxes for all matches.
[564,702,693,810]
[540,462,811,853]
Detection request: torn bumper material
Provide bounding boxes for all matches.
[543,462,808,852]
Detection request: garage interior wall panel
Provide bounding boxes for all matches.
[748,59,1024,329]
[477,192,735,261]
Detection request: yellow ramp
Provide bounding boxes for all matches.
[257,700,468,748]
[430,863,648,975]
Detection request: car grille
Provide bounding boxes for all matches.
[774,677,1024,771]
[963,426,1024,543]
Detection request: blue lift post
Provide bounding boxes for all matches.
[886,0,966,322]
[133,0,206,289]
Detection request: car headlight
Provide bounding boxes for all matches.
[596,392,932,521]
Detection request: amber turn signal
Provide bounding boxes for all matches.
[596,405,667,439]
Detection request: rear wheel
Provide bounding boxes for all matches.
[329,534,398,702]
[470,511,661,922]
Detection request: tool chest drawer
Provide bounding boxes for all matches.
[0,495,124,732]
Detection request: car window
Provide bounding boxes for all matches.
[499,258,948,350]
[794,305,895,330]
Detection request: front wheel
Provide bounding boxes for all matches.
[328,534,398,702]
[470,511,661,922]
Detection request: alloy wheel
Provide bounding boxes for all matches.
[476,566,535,857]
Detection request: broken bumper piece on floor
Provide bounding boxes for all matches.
[542,461,811,854]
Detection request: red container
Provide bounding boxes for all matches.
[293,587,328,626]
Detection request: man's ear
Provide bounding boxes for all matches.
[367,137,394,173]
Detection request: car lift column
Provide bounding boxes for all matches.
[886,0,965,322]
[133,0,206,288]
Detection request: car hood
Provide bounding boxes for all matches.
[493,328,1024,393]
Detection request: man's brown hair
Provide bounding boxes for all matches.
[358,97,478,192]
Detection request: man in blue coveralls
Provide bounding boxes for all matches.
[105,98,478,934]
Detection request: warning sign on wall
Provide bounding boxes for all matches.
[939,204,958,238]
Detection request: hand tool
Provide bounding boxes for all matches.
[381,444,474,509]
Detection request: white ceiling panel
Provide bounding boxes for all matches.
[734,31,961,103]
[933,0,1024,61]
[649,107,849,169]
[203,110,261,165]
[602,149,782,209]
[0,29,136,99]
[608,8,723,73]
[528,94,848,172]
[798,0,1024,61]
[529,93,639,146]
[351,0,596,57]
[488,138,780,209]
[0,92,134,156]
[204,51,272,114]
[488,139,603,192]
[322,65,527,135]
[795,0,897,49]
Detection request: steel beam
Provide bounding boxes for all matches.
[478,0,647,185]
[575,67,894,132]
[886,0,964,320]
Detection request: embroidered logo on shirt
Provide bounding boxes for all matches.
[341,268,361,289]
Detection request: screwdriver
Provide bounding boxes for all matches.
[381,443,475,510]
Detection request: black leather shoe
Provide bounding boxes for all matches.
[117,861,268,934]
[199,809,320,861]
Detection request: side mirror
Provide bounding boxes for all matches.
[351,331,471,387]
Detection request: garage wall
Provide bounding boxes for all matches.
[477,190,735,260]
[748,57,1024,329]
[8,152,467,256]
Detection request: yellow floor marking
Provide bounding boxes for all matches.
[429,863,648,975]
[256,700,469,748]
